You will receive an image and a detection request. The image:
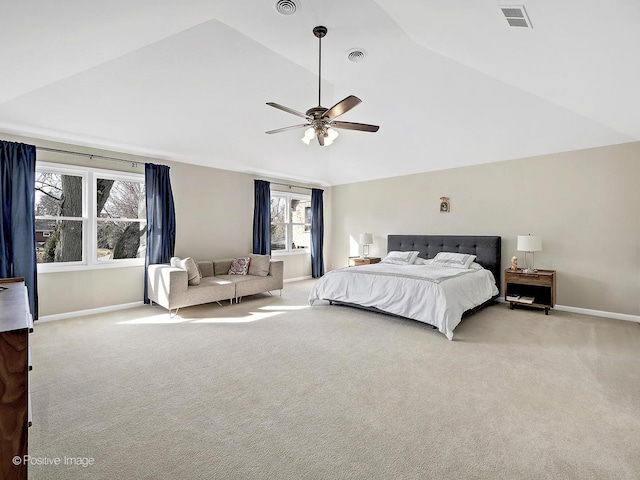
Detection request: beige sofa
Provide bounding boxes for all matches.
[148,257,283,314]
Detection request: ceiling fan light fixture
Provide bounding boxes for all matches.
[266,26,379,146]
[301,127,315,145]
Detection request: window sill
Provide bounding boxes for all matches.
[37,261,145,273]
[271,250,311,257]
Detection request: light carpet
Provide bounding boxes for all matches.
[28,280,640,479]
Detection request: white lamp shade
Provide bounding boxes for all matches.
[359,233,373,245]
[517,235,542,252]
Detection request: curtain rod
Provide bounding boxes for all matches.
[36,146,142,168]
[268,181,318,192]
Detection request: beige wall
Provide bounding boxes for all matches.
[3,134,328,317]
[328,142,640,316]
[5,131,636,317]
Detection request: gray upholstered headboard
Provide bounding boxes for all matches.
[387,235,502,289]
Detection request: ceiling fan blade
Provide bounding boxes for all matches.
[266,102,311,120]
[266,124,309,134]
[322,95,362,121]
[317,132,325,146]
[331,121,380,132]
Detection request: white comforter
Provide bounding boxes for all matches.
[308,263,499,340]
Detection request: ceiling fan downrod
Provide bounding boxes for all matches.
[313,26,327,108]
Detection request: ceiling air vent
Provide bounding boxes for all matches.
[499,5,533,28]
[346,48,367,63]
[274,0,299,16]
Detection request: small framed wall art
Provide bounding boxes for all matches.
[439,197,450,213]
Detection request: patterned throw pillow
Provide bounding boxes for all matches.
[228,257,251,275]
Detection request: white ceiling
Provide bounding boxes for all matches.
[1,0,638,186]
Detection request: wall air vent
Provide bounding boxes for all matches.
[274,0,299,16]
[499,5,533,28]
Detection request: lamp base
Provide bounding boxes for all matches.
[522,267,538,273]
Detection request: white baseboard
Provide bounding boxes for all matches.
[497,298,639,323]
[284,276,312,283]
[38,297,640,324]
[37,301,145,323]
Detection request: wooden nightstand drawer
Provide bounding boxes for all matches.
[505,271,553,287]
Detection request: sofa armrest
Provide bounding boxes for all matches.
[268,260,284,289]
[147,264,188,309]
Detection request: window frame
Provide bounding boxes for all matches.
[270,190,312,255]
[35,162,146,272]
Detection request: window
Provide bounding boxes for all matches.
[271,191,311,253]
[35,162,146,270]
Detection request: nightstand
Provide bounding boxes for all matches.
[348,256,381,267]
[504,269,556,314]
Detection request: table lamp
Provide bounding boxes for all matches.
[359,233,373,258]
[517,234,542,273]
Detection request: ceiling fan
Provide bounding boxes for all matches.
[266,26,379,147]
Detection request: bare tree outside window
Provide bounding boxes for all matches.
[96,178,146,261]
[35,167,146,265]
[35,172,84,263]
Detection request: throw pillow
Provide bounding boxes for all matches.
[431,252,476,269]
[380,251,420,265]
[176,257,202,285]
[248,254,270,277]
[229,257,251,275]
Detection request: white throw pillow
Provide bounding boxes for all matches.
[248,254,270,277]
[381,250,420,265]
[431,252,476,269]
[175,257,202,285]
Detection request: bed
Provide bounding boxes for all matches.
[309,235,501,340]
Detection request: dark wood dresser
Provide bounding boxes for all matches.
[0,278,32,480]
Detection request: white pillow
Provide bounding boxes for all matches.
[469,262,483,270]
[413,257,427,265]
[172,256,202,285]
[381,250,420,265]
[431,252,476,269]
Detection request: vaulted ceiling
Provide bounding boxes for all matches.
[1,0,638,185]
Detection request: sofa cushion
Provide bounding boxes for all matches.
[248,254,270,277]
[172,256,201,285]
[228,257,250,275]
